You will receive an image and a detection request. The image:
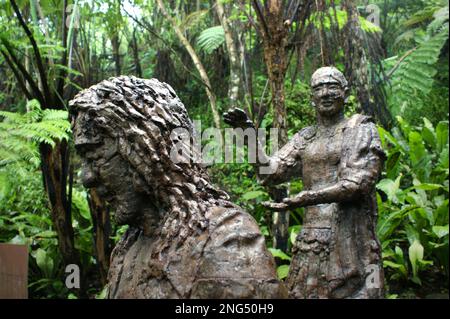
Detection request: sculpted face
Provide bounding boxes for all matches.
[72,113,150,225]
[311,67,348,118]
[70,76,196,229]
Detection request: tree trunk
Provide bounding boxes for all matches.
[111,34,121,76]
[216,0,241,109]
[39,141,78,267]
[88,188,111,286]
[131,28,142,77]
[252,0,290,253]
[342,0,390,127]
[6,0,84,295]
[156,0,221,129]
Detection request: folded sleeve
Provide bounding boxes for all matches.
[257,128,309,186]
[339,117,386,192]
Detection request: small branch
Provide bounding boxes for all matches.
[237,1,261,38]
[1,38,45,104]
[0,49,33,101]
[252,0,270,39]
[10,0,51,108]
[385,47,417,79]
[56,0,68,102]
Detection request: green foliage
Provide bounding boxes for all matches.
[197,25,225,54]
[180,9,209,32]
[0,99,97,298]
[0,167,65,298]
[0,100,70,168]
[1,0,448,299]
[377,117,449,285]
[308,8,382,33]
[387,5,449,121]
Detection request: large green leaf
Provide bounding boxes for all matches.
[241,190,266,201]
[268,248,292,261]
[409,131,430,181]
[436,121,449,154]
[35,248,54,278]
[432,225,449,239]
[276,265,290,280]
[421,118,437,149]
[376,175,402,203]
[409,240,424,284]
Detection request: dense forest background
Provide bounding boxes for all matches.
[0,0,448,299]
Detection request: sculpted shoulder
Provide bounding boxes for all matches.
[346,113,375,128]
[188,205,287,298]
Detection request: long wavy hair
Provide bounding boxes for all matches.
[70,76,229,254]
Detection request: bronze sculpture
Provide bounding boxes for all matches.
[224,66,385,298]
[69,76,287,298]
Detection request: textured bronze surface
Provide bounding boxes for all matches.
[225,67,385,299]
[70,76,287,299]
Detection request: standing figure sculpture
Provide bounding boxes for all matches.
[70,76,287,298]
[224,66,385,298]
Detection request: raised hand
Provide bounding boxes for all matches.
[223,108,254,129]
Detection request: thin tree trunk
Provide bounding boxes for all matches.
[88,189,111,286]
[8,0,79,267]
[111,34,121,76]
[39,141,79,267]
[7,0,84,295]
[252,0,290,253]
[216,0,241,109]
[156,0,221,129]
[131,28,142,77]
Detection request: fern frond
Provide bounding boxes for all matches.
[389,23,449,116]
[0,104,71,168]
[0,111,26,123]
[427,5,449,34]
[197,26,225,54]
[307,8,382,33]
[41,109,69,121]
[180,10,208,32]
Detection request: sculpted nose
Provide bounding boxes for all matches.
[319,87,331,98]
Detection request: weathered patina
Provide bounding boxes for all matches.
[224,66,385,299]
[70,76,287,299]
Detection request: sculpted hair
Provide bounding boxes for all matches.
[69,76,228,253]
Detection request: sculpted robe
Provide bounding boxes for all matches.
[260,114,385,299]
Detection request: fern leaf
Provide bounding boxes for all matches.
[389,22,449,116]
[197,26,225,54]
[41,109,69,121]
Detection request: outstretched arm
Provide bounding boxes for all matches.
[223,108,304,186]
[262,179,361,211]
[264,120,385,211]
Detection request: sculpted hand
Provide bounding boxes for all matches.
[262,192,310,211]
[261,201,289,211]
[223,108,254,129]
